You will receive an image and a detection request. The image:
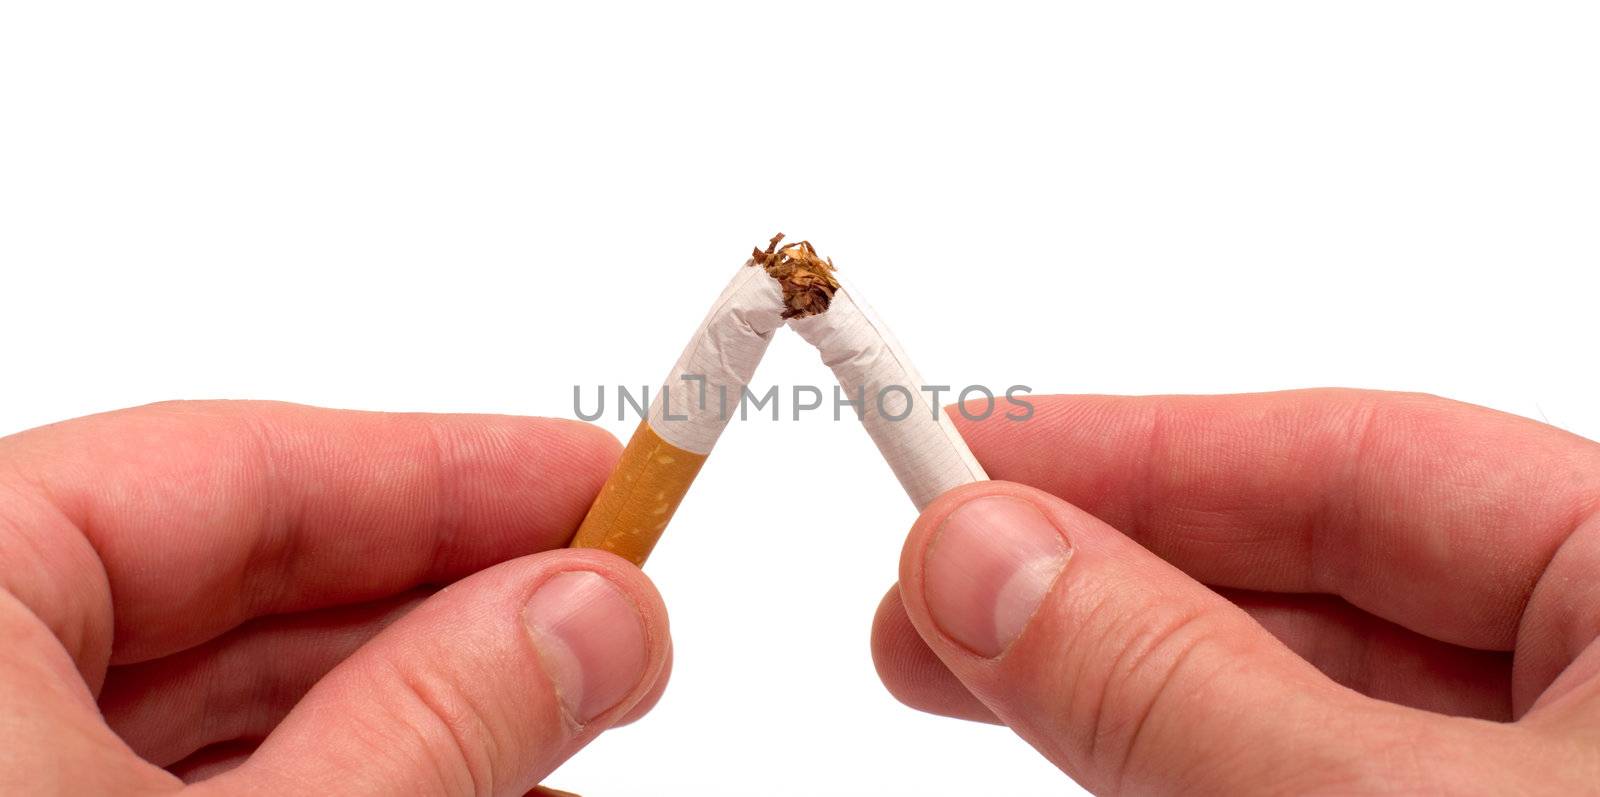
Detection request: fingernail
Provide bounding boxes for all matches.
[524,571,649,724]
[924,495,1070,658]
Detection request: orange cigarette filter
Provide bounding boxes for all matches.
[570,421,707,566]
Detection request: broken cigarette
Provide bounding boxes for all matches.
[571,235,987,565]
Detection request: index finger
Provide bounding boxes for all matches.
[954,389,1600,650]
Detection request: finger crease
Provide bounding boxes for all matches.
[1116,615,1216,792]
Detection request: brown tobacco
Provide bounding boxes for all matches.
[751,232,840,319]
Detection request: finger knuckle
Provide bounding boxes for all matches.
[389,661,500,796]
[1079,601,1229,788]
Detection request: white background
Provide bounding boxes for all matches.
[3,3,1598,795]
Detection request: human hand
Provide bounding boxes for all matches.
[0,402,670,795]
[874,390,1600,794]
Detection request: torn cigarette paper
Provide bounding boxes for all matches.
[788,272,988,510]
[646,265,787,454]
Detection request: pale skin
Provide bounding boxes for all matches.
[1,391,1597,794]
[0,402,668,795]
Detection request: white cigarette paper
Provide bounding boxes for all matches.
[646,265,786,455]
[788,274,988,509]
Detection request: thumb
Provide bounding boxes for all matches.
[0,591,180,794]
[897,482,1405,794]
[198,549,669,796]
